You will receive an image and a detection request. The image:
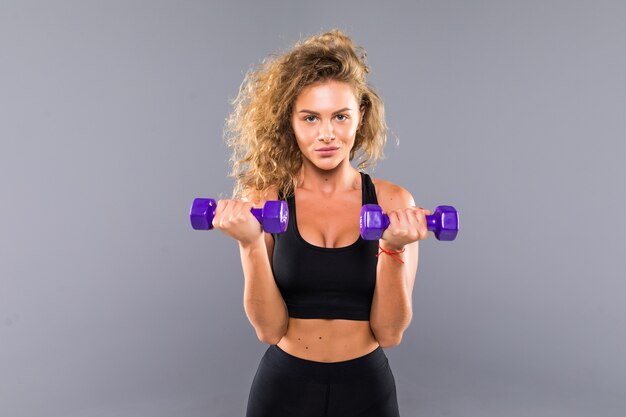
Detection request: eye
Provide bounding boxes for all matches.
[336,114,348,121]
[305,115,317,122]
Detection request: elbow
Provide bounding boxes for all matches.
[258,331,284,345]
[256,322,288,345]
[377,333,403,348]
[372,316,411,348]
[244,301,289,345]
[372,326,405,348]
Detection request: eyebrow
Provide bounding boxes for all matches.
[297,107,352,116]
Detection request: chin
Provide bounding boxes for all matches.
[316,162,344,172]
[305,153,347,171]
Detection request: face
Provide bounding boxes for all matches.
[291,80,364,170]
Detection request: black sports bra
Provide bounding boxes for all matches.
[270,172,379,321]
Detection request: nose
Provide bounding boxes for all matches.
[317,119,335,142]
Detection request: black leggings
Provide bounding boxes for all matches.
[246,344,400,417]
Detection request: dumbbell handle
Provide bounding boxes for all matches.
[195,205,263,230]
[378,213,439,232]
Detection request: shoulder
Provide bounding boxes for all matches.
[371,177,416,212]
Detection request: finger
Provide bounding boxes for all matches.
[223,200,236,223]
[237,201,254,222]
[391,210,410,232]
[391,209,414,239]
[404,208,423,240]
[231,200,245,216]
[387,210,400,225]
[395,208,410,225]
[414,208,430,239]
[213,199,229,227]
[383,210,401,238]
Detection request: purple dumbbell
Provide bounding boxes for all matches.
[360,204,459,241]
[190,198,289,234]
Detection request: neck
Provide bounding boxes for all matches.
[297,160,360,196]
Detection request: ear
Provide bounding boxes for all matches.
[359,105,366,124]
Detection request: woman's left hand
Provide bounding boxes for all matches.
[380,206,431,250]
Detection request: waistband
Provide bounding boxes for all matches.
[262,344,389,384]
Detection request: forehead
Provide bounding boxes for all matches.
[294,80,358,109]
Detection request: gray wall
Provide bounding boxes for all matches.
[2,1,625,416]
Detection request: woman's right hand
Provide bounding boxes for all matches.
[212,199,264,246]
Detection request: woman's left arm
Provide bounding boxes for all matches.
[369,185,428,348]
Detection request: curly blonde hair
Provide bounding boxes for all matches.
[224,29,391,201]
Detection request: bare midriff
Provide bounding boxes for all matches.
[276,317,380,363]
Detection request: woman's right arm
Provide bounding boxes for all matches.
[212,190,288,344]
[239,232,288,345]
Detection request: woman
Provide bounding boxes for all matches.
[214,29,430,417]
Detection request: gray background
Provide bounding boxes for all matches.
[1,1,625,416]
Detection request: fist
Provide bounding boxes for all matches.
[381,207,431,249]
[212,199,264,246]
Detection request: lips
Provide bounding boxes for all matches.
[316,146,339,151]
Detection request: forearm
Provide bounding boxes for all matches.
[369,244,413,345]
[239,238,288,343]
